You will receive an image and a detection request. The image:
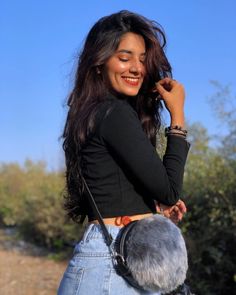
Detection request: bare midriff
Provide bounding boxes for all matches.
[89,212,153,227]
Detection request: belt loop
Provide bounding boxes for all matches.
[82,224,94,242]
[115,216,132,226]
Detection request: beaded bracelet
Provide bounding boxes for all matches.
[165,125,188,138]
[166,125,188,133]
[166,132,187,138]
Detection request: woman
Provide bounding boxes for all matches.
[58,10,190,295]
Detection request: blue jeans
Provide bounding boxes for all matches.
[57,224,161,295]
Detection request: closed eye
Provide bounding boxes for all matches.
[119,58,129,62]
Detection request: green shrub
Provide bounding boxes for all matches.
[0,160,81,251]
[181,125,236,295]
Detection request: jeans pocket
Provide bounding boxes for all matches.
[57,266,84,295]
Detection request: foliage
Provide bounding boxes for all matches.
[208,81,236,160]
[0,159,81,250]
[181,122,236,295]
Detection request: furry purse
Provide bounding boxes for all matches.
[114,215,188,293]
[82,177,188,294]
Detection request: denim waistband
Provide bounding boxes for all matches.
[82,224,121,242]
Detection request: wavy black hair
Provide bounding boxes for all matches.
[63,10,172,222]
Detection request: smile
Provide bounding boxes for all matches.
[122,77,140,86]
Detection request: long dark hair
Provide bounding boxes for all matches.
[63,10,172,222]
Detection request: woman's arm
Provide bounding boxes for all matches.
[99,99,190,206]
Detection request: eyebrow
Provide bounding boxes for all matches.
[117,49,146,56]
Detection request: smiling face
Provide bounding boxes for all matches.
[104,32,146,96]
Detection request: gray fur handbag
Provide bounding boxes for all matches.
[82,177,189,294]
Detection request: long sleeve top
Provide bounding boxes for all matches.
[81,93,190,221]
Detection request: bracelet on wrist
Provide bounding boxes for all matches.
[165,125,188,137]
[166,132,187,138]
[166,125,187,133]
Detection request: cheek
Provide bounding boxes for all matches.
[106,60,128,77]
[117,63,129,72]
[112,64,128,76]
[106,65,128,88]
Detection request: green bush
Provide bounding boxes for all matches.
[0,160,81,250]
[181,124,236,295]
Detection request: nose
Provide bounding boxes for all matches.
[129,60,143,75]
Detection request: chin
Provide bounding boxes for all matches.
[121,88,140,97]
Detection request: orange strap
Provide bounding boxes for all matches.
[115,216,132,226]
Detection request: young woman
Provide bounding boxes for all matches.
[58,10,190,295]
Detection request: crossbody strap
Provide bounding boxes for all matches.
[81,176,113,247]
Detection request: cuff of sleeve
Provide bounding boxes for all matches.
[167,135,191,151]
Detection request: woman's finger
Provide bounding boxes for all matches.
[173,206,184,221]
[156,77,173,85]
[176,200,187,213]
[155,82,168,97]
[156,78,177,88]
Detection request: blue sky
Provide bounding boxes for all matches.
[1,0,236,170]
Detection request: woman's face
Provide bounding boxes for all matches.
[104,32,146,96]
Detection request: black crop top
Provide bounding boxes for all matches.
[81,94,190,221]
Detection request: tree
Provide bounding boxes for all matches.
[208,81,236,159]
[181,84,236,295]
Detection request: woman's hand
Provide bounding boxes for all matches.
[155,78,185,127]
[155,200,187,224]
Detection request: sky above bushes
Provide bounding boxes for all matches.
[1,0,236,169]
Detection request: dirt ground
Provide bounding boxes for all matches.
[0,250,67,295]
[0,228,68,295]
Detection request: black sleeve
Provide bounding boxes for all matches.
[99,100,190,206]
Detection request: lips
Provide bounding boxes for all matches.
[122,76,140,86]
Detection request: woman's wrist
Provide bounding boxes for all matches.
[165,125,188,139]
[170,113,185,128]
